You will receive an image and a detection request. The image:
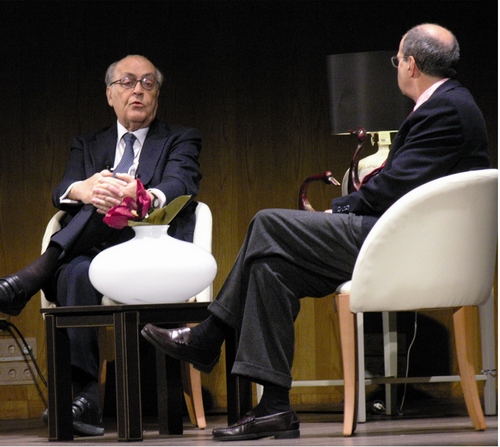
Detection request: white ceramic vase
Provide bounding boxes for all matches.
[88,225,217,305]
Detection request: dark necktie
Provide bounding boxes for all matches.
[114,133,137,174]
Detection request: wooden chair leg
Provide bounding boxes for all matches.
[181,361,207,429]
[180,323,207,429]
[98,327,109,413]
[336,293,358,437]
[453,306,487,431]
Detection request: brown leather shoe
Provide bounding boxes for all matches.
[212,410,300,441]
[141,324,220,373]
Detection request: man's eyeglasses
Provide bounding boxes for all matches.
[109,75,159,91]
[391,56,407,68]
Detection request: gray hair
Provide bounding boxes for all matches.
[402,24,460,78]
[105,55,164,87]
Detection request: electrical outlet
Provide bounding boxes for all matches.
[0,337,36,362]
[0,337,38,385]
[0,361,37,385]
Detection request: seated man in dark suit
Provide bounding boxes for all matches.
[0,54,202,436]
[141,23,491,441]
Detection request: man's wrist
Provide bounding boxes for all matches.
[148,192,160,213]
[67,184,79,202]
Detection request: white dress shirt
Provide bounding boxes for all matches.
[60,121,166,208]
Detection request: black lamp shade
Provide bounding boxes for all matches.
[327,51,413,134]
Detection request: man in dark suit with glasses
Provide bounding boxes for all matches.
[0,54,202,436]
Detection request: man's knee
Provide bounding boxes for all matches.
[251,208,288,228]
[65,256,92,281]
[58,256,101,306]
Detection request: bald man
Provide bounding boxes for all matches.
[143,24,490,441]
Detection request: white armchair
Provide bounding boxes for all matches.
[336,169,498,436]
[40,201,214,430]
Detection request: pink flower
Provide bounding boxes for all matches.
[103,180,152,229]
[135,179,151,219]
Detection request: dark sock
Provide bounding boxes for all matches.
[72,368,99,409]
[254,383,291,417]
[73,380,99,407]
[10,244,62,297]
[190,314,232,348]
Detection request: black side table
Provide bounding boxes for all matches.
[41,302,252,442]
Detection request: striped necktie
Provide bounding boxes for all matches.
[114,133,136,174]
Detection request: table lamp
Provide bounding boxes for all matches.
[326,51,413,194]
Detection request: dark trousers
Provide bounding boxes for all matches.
[209,209,370,389]
[46,205,134,382]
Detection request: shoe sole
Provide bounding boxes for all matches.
[0,304,22,317]
[141,328,219,374]
[73,421,105,437]
[42,397,104,437]
[214,429,300,441]
[42,413,104,437]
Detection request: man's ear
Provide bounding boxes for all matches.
[407,56,419,77]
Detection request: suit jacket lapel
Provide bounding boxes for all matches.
[136,120,168,185]
[90,126,118,172]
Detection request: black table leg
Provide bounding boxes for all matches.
[114,311,143,441]
[156,349,184,435]
[45,314,73,441]
[41,303,211,442]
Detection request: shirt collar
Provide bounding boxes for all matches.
[413,78,450,111]
[116,121,149,146]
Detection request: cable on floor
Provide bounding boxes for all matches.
[398,311,418,415]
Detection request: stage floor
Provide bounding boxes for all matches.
[0,399,497,446]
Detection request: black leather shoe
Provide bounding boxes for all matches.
[40,397,104,437]
[71,396,104,436]
[141,324,220,373]
[0,275,29,316]
[212,410,300,441]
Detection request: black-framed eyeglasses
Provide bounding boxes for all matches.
[109,75,159,91]
[391,56,407,68]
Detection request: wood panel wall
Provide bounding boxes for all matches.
[0,1,497,419]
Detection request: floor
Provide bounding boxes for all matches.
[0,399,497,446]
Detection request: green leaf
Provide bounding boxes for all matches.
[128,195,192,226]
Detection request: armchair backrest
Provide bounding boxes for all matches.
[40,211,66,310]
[191,202,213,302]
[350,169,498,313]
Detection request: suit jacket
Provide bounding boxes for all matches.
[50,119,202,254]
[331,79,491,237]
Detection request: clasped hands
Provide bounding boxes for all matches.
[70,170,146,215]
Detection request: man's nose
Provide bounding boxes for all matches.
[133,80,145,94]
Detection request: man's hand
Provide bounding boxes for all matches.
[69,170,135,215]
[90,172,138,215]
[68,170,118,205]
